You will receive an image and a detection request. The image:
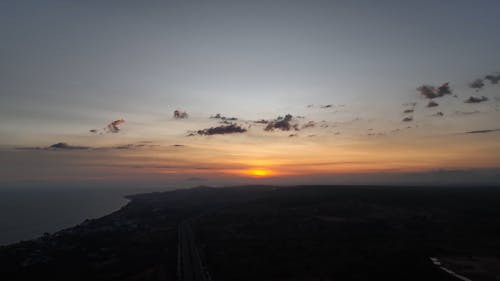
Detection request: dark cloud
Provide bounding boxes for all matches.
[107,119,125,133]
[17,142,163,151]
[90,119,125,134]
[49,142,90,150]
[433,112,444,117]
[427,101,439,108]
[469,79,485,91]
[16,143,91,150]
[403,109,414,114]
[307,104,345,109]
[465,96,488,103]
[172,144,185,147]
[417,82,452,99]
[402,116,413,122]
[210,113,238,122]
[88,142,154,150]
[288,133,298,137]
[107,142,160,150]
[264,114,299,131]
[219,120,234,125]
[113,144,146,150]
[464,129,500,134]
[437,82,452,96]
[485,74,500,84]
[253,119,269,124]
[417,85,438,99]
[196,124,247,135]
[174,110,188,119]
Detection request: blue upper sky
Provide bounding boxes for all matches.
[2,1,499,142]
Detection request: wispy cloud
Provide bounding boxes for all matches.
[112,143,159,150]
[186,176,206,181]
[302,121,316,129]
[454,110,481,116]
[307,104,345,109]
[485,73,500,84]
[402,102,417,107]
[16,141,162,151]
[464,129,500,134]
[465,96,488,103]
[469,79,485,91]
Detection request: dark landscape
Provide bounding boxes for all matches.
[2,185,500,281]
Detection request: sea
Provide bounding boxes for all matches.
[0,185,172,246]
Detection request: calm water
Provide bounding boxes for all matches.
[0,186,170,245]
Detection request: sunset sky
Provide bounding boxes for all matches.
[1,0,500,187]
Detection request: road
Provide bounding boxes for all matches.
[429,257,474,281]
[178,220,211,281]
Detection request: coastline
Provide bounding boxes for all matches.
[0,188,136,246]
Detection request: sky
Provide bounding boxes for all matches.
[1,0,500,187]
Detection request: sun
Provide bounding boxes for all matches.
[247,169,273,177]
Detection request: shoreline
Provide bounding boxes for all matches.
[0,189,135,246]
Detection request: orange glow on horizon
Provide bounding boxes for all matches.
[82,132,500,183]
[246,168,274,177]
